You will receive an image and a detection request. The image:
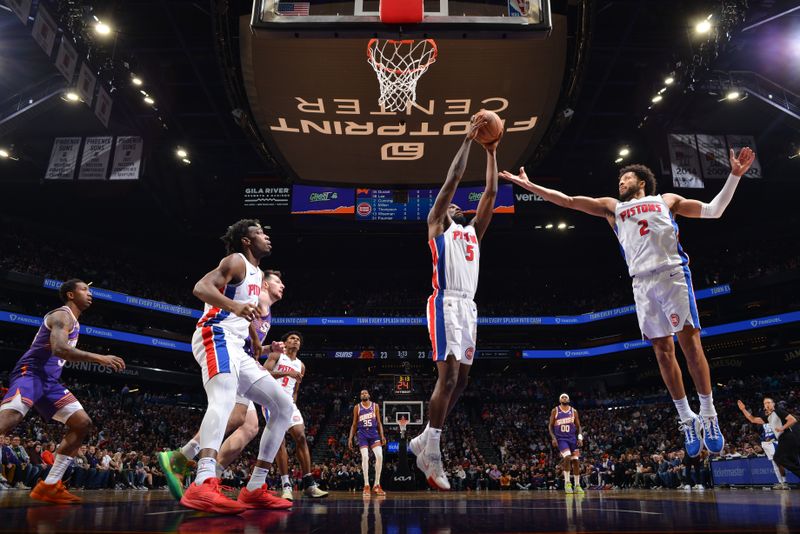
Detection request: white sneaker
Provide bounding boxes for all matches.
[281,485,294,501]
[417,451,450,491]
[693,484,705,491]
[682,484,692,490]
[408,434,426,457]
[304,484,329,498]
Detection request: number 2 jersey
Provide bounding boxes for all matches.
[614,195,688,278]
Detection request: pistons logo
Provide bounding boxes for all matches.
[670,314,680,327]
[465,347,475,361]
[293,415,302,422]
[357,202,372,216]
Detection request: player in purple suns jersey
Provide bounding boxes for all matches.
[0,279,125,504]
[548,394,584,494]
[502,148,756,459]
[348,390,387,496]
[410,113,501,491]
[159,270,286,503]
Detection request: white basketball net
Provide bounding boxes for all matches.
[367,39,438,112]
[398,416,409,436]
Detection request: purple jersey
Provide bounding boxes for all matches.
[554,406,576,439]
[356,402,381,448]
[11,307,79,381]
[243,308,271,358]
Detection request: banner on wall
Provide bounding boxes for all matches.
[44,137,82,180]
[31,3,58,57]
[668,133,704,189]
[54,35,79,82]
[109,136,144,180]
[78,136,114,180]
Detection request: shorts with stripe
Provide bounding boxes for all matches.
[426,290,477,366]
[192,327,269,393]
[0,374,83,423]
[632,266,700,340]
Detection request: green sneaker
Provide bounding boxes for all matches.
[158,450,188,501]
[564,482,574,494]
[574,484,585,494]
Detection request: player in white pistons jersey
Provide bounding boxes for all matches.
[412,114,501,491]
[501,148,755,460]
[263,331,328,500]
[181,219,294,514]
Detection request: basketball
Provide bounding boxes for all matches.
[472,109,504,146]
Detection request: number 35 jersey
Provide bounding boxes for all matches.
[429,221,480,299]
[613,195,688,278]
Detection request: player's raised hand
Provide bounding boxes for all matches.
[499,167,532,187]
[730,147,755,177]
[270,341,285,354]
[483,130,503,153]
[98,355,125,372]
[736,400,746,411]
[466,115,488,141]
[232,301,258,321]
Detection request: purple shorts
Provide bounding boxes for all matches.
[557,437,579,456]
[357,430,381,449]
[1,373,78,422]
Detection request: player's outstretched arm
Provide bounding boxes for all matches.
[472,139,500,242]
[548,409,558,447]
[427,118,486,238]
[666,147,755,218]
[574,409,583,445]
[193,254,257,321]
[736,400,765,425]
[48,310,125,371]
[374,403,386,445]
[500,167,617,221]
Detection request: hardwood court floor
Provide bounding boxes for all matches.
[1,488,798,533]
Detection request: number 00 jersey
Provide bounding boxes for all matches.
[614,195,688,278]
[429,221,480,299]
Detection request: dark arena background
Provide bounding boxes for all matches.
[2,0,800,532]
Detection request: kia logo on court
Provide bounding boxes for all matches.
[381,142,424,160]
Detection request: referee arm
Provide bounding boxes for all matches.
[737,400,766,425]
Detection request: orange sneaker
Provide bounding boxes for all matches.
[180,478,246,515]
[237,484,293,510]
[30,480,81,504]
[373,485,386,496]
[363,485,371,496]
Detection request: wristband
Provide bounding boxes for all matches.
[578,434,583,441]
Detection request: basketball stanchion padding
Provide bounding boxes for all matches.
[380,0,424,24]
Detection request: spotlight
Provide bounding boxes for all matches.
[132,77,143,86]
[545,223,554,229]
[181,158,191,164]
[658,87,667,94]
[0,149,9,159]
[725,90,741,101]
[557,222,567,230]
[651,95,663,103]
[696,17,712,34]
[618,147,630,157]
[614,157,624,163]
[143,96,155,105]
[176,149,188,158]
[63,92,80,102]
[664,76,675,85]
[95,21,111,35]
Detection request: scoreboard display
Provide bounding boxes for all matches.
[394,374,413,395]
[356,185,514,221]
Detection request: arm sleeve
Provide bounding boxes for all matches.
[700,173,741,219]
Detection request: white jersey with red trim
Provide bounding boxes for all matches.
[429,221,480,299]
[613,195,688,278]
[274,353,303,397]
[196,253,262,341]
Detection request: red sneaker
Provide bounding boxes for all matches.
[237,484,293,510]
[30,480,81,504]
[180,478,246,514]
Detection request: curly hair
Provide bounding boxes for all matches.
[220,219,261,255]
[619,164,657,196]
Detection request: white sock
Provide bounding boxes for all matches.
[247,466,269,491]
[181,439,201,460]
[773,463,785,483]
[45,454,72,484]
[195,457,217,485]
[673,397,697,423]
[361,448,370,486]
[564,471,571,485]
[426,428,442,454]
[281,474,291,487]
[573,474,581,487]
[698,392,717,417]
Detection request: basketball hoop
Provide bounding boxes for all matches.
[366,38,438,112]
[398,415,409,438]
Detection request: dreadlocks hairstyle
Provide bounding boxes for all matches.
[221,219,261,255]
[619,164,657,196]
[58,279,85,303]
[281,331,304,347]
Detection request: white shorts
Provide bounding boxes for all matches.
[762,441,776,461]
[234,395,256,412]
[631,266,700,340]
[262,400,304,428]
[192,327,269,393]
[427,291,477,366]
